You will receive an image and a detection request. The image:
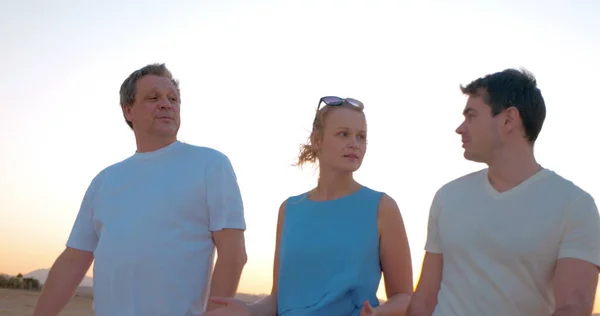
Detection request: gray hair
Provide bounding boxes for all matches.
[119,63,180,129]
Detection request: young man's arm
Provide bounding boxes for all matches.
[552,258,598,316]
[406,253,443,316]
[34,175,101,316]
[552,192,600,316]
[407,191,444,316]
[204,153,248,311]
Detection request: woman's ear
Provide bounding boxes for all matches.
[310,132,320,154]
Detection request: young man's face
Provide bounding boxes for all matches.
[455,94,503,163]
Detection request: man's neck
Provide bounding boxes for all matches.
[135,136,177,153]
[487,144,541,193]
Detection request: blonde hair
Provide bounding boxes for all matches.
[295,103,365,167]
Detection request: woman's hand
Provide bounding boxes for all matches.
[202,297,252,316]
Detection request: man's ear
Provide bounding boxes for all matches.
[122,105,133,122]
[504,106,521,130]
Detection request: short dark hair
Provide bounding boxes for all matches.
[460,68,546,143]
[119,63,180,129]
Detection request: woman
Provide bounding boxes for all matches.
[205,96,413,315]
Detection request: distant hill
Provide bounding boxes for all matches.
[72,286,266,301]
[18,269,383,305]
[24,269,93,287]
[21,269,269,302]
[235,293,267,303]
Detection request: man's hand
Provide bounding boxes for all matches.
[202,297,251,316]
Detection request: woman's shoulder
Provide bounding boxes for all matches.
[284,190,311,204]
[356,184,387,200]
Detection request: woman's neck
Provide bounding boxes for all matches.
[310,169,361,201]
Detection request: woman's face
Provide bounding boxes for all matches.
[315,107,367,173]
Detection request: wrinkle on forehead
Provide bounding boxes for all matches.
[137,76,180,95]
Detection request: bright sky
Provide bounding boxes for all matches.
[1,0,599,311]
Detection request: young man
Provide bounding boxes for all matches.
[408,68,600,316]
[33,63,247,316]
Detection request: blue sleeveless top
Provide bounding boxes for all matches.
[276,186,384,316]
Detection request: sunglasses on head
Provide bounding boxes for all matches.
[317,96,364,111]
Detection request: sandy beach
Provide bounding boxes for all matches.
[0,288,269,316]
[0,288,93,316]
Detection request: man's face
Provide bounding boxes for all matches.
[455,94,502,163]
[123,75,180,138]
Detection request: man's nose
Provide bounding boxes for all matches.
[455,121,465,134]
[158,97,172,109]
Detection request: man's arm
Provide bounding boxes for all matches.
[552,258,598,316]
[407,190,444,316]
[204,201,286,316]
[34,175,101,316]
[206,228,247,311]
[33,247,94,316]
[204,152,247,311]
[553,192,600,316]
[406,253,443,316]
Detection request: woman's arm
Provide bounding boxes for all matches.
[249,200,287,315]
[372,194,414,315]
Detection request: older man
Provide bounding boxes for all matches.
[34,63,247,316]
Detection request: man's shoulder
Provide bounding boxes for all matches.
[96,155,137,176]
[540,168,594,202]
[177,142,232,163]
[436,168,487,196]
[82,156,135,189]
[93,143,234,180]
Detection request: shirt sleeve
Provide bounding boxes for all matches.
[424,189,443,254]
[558,192,600,268]
[66,175,101,252]
[205,153,246,232]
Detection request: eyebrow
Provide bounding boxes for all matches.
[145,88,179,97]
[336,127,366,133]
[148,86,177,93]
[463,108,477,116]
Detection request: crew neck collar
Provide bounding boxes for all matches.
[132,140,182,159]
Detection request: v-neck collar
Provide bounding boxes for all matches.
[483,167,549,199]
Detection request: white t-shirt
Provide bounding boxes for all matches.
[425,168,600,316]
[66,140,246,316]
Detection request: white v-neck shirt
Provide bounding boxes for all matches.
[66,141,246,316]
[425,168,600,316]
